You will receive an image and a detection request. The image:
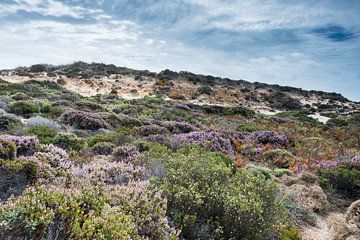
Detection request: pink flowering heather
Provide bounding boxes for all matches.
[0,135,39,156]
[350,156,360,165]
[71,161,147,185]
[171,131,234,155]
[253,131,289,146]
[317,160,338,170]
[112,145,140,163]
[34,144,69,167]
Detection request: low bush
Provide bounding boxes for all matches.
[8,101,40,117]
[154,146,287,239]
[254,131,289,146]
[236,123,269,132]
[0,135,39,156]
[171,131,234,155]
[0,115,22,131]
[0,139,17,160]
[0,182,177,239]
[86,130,133,147]
[25,116,62,129]
[90,142,115,155]
[53,132,83,151]
[113,145,140,163]
[263,149,296,168]
[133,125,170,137]
[26,126,58,144]
[60,110,110,130]
[317,160,360,198]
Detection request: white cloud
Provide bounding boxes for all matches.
[0,0,103,19]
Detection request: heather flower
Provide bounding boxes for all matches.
[253,131,289,146]
[113,145,140,163]
[317,160,338,170]
[34,144,69,167]
[171,131,234,155]
[350,156,360,165]
[0,135,39,156]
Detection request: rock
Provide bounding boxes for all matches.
[329,200,360,240]
[280,173,328,212]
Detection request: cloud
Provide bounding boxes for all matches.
[0,0,359,100]
[311,25,357,42]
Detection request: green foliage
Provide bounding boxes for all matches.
[53,132,83,151]
[150,146,286,239]
[8,101,40,116]
[39,104,64,118]
[0,159,38,179]
[263,149,295,168]
[265,92,302,110]
[90,142,115,155]
[0,140,17,160]
[317,163,360,198]
[236,123,269,132]
[0,185,139,240]
[0,115,22,131]
[26,126,58,144]
[86,129,133,147]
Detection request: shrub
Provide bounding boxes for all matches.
[0,182,177,239]
[29,64,47,72]
[72,161,147,185]
[263,149,296,168]
[0,115,22,131]
[90,142,115,155]
[34,144,68,168]
[133,125,170,137]
[113,145,140,163]
[0,159,38,201]
[254,131,289,146]
[156,146,286,239]
[171,131,234,155]
[39,105,64,118]
[0,139,17,160]
[8,101,40,116]
[86,130,133,148]
[197,85,213,95]
[0,135,39,156]
[25,116,62,129]
[221,170,285,239]
[53,132,83,151]
[317,161,360,198]
[236,123,269,132]
[26,126,58,144]
[11,92,29,101]
[60,110,110,130]
[106,113,143,128]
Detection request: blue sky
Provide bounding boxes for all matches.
[0,0,359,100]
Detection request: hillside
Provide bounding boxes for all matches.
[0,62,359,240]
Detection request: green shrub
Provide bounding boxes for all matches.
[0,115,22,131]
[0,185,139,239]
[26,126,58,144]
[317,163,360,198]
[53,132,83,151]
[40,105,64,118]
[0,140,17,160]
[8,101,40,116]
[152,146,287,239]
[236,123,269,132]
[86,130,132,147]
[263,149,296,168]
[90,142,115,155]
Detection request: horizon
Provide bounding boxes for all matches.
[0,0,359,100]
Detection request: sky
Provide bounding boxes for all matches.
[0,0,359,100]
